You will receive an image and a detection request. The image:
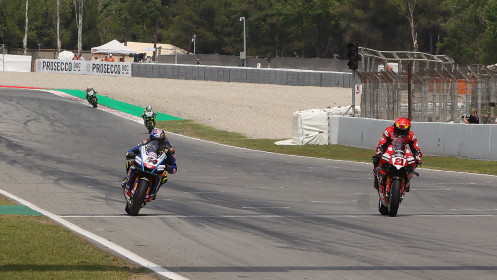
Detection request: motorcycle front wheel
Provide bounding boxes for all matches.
[126,179,148,216]
[388,179,402,217]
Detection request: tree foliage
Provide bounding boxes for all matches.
[2,0,497,64]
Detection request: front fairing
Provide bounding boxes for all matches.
[144,112,155,121]
[126,144,167,202]
[137,144,167,173]
[377,137,415,203]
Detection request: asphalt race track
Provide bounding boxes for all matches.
[1,88,497,280]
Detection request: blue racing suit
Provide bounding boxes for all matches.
[124,138,177,189]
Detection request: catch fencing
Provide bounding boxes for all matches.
[357,66,497,124]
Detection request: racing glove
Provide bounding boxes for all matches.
[125,151,135,159]
[166,165,177,174]
[372,152,382,166]
[415,155,422,166]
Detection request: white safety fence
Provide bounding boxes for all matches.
[0,54,32,72]
[284,110,497,161]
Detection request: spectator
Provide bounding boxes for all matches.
[196,59,201,65]
[104,56,108,61]
[78,54,85,61]
[72,54,79,60]
[464,108,479,124]
[108,54,115,62]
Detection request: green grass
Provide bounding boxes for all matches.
[0,197,158,280]
[159,120,497,176]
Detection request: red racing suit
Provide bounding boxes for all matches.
[373,125,422,169]
[372,126,422,190]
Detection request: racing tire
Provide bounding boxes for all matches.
[146,121,155,133]
[388,179,401,217]
[127,179,148,216]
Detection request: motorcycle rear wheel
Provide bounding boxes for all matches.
[388,179,402,217]
[127,179,148,216]
[146,121,155,133]
[89,97,97,108]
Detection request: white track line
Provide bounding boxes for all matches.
[0,189,190,280]
[4,89,190,280]
[6,88,497,280]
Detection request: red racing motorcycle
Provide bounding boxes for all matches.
[374,137,419,217]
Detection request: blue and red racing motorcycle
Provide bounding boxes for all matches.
[123,142,167,216]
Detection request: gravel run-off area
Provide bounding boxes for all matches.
[0,72,358,139]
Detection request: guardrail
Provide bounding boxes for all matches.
[131,63,354,88]
[33,59,353,88]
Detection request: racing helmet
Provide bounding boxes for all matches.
[149,128,166,144]
[394,117,411,136]
[86,86,93,93]
[146,105,153,112]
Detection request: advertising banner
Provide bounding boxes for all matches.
[36,59,131,77]
[85,61,132,77]
[36,59,84,74]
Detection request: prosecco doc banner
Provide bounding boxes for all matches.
[36,59,132,77]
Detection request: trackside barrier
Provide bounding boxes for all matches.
[33,59,353,87]
[35,59,132,77]
[329,115,497,160]
[131,63,354,88]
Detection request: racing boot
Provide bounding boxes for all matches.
[121,177,128,188]
[122,161,134,188]
[153,173,168,200]
[373,176,379,190]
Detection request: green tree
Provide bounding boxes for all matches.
[478,0,497,64]
[271,0,343,58]
[438,0,485,64]
[339,0,408,54]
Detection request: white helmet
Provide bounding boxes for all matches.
[146,105,153,112]
[86,86,93,92]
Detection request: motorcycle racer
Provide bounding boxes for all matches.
[142,105,157,125]
[372,117,422,189]
[85,87,98,102]
[121,128,177,199]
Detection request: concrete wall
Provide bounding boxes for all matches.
[329,115,497,160]
[132,63,354,88]
[158,54,351,72]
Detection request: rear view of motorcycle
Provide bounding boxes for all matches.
[374,138,420,217]
[86,89,98,108]
[123,143,167,216]
[143,111,156,133]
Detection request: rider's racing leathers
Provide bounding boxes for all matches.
[372,125,422,189]
[122,138,177,198]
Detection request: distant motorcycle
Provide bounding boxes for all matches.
[374,137,419,217]
[123,141,167,216]
[86,90,98,108]
[143,111,156,133]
